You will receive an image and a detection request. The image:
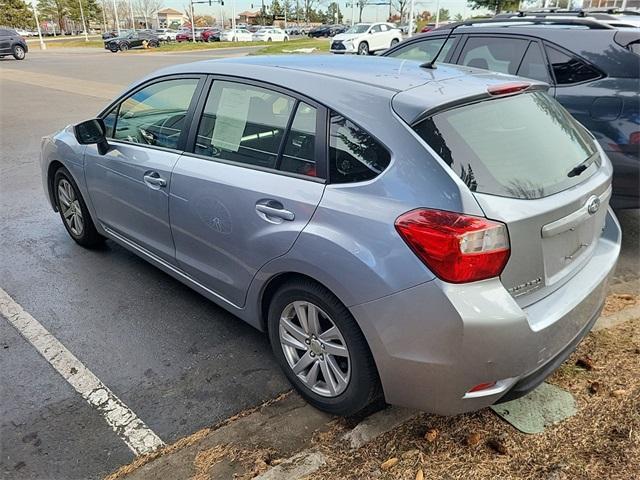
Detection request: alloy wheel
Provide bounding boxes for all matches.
[14,46,25,59]
[279,301,351,397]
[358,42,368,55]
[57,179,84,236]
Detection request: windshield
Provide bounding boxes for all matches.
[414,91,599,199]
[347,24,370,34]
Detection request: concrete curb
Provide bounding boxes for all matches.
[342,407,419,449]
[594,304,640,331]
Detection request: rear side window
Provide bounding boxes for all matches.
[459,37,529,74]
[413,92,599,199]
[545,46,601,85]
[329,114,390,183]
[517,42,550,83]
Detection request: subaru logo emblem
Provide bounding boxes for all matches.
[587,196,600,215]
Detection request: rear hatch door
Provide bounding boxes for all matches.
[411,89,612,307]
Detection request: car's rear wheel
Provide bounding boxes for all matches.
[357,41,369,55]
[390,38,399,47]
[54,167,104,248]
[119,43,129,52]
[12,45,26,60]
[267,37,272,42]
[268,279,382,416]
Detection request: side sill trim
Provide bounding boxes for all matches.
[102,225,242,311]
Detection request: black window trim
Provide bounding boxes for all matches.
[98,73,207,154]
[542,41,606,87]
[181,74,329,184]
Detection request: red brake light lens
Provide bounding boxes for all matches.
[630,131,640,145]
[395,209,510,284]
[487,82,531,96]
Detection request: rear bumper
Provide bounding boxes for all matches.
[350,208,621,415]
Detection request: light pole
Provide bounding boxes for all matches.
[78,0,89,41]
[31,1,46,50]
[408,0,414,37]
[129,0,136,30]
[434,0,440,28]
[112,0,121,35]
[190,1,196,43]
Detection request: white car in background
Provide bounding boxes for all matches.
[252,27,289,42]
[220,28,253,42]
[14,28,35,37]
[330,22,402,55]
[154,28,177,41]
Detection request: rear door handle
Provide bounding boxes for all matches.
[255,202,295,222]
[143,172,167,188]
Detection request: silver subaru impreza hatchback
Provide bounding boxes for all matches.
[41,56,621,416]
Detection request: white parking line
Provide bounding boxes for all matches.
[0,287,165,456]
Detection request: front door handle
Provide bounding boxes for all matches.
[255,202,295,222]
[143,172,167,188]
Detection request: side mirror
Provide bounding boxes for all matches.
[74,118,109,155]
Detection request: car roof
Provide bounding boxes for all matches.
[399,26,639,78]
[139,55,546,127]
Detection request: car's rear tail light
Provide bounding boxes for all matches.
[467,382,497,393]
[395,209,510,283]
[487,82,531,96]
[630,131,640,145]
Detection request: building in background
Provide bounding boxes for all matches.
[157,8,185,28]
[237,10,261,25]
[582,0,640,8]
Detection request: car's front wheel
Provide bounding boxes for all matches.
[268,279,381,416]
[390,38,399,47]
[357,41,369,55]
[119,43,129,52]
[12,45,26,60]
[54,167,104,248]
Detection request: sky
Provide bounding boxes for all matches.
[166,0,494,24]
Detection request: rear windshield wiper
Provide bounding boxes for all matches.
[567,153,597,178]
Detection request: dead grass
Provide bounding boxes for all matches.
[306,317,640,480]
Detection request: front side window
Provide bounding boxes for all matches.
[413,91,599,199]
[110,78,198,149]
[545,45,601,85]
[195,81,295,169]
[386,37,456,63]
[459,36,530,74]
[329,114,390,183]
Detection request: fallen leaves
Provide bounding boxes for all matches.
[487,438,508,455]
[589,382,600,394]
[380,457,399,470]
[424,428,439,443]
[576,356,596,370]
[611,389,627,398]
[415,468,424,480]
[603,293,638,315]
[465,432,482,447]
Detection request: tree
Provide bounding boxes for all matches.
[135,0,163,28]
[66,0,102,26]
[467,0,519,15]
[454,12,463,21]
[357,0,366,22]
[326,2,342,24]
[0,0,35,28]
[271,0,283,15]
[391,0,408,23]
[37,0,68,32]
[437,8,449,21]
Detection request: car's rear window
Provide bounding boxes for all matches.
[414,91,599,199]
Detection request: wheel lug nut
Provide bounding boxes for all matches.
[305,339,310,344]
[310,352,315,357]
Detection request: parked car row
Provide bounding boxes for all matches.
[308,24,348,37]
[104,30,160,52]
[330,22,402,55]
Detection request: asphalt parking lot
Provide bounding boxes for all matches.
[1,48,639,480]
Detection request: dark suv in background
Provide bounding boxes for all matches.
[0,28,28,60]
[384,19,640,209]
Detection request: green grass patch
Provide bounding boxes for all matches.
[45,39,104,48]
[250,37,329,55]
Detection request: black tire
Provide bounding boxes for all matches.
[53,167,104,248]
[12,44,26,60]
[357,41,369,55]
[119,43,129,52]
[390,38,399,47]
[267,37,272,42]
[267,279,382,416]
